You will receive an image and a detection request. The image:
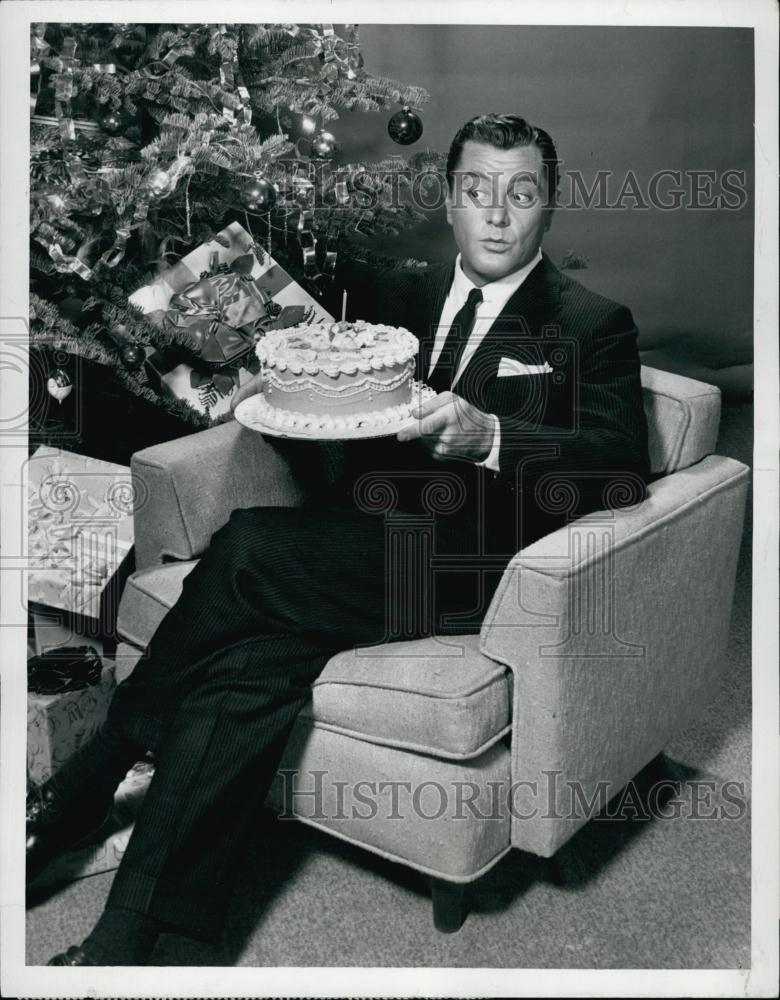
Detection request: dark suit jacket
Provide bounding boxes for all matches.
[317,253,651,557]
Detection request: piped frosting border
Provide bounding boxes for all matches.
[256,321,419,378]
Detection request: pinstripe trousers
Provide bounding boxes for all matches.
[101,502,489,942]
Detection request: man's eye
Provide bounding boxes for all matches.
[510,190,535,205]
[468,188,492,206]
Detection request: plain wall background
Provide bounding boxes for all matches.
[332,26,754,396]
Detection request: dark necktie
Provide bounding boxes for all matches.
[427,287,483,393]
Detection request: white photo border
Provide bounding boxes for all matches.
[1,1,777,997]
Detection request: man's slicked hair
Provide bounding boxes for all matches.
[446,113,560,207]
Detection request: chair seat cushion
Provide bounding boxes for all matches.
[303,635,511,759]
[117,563,511,760]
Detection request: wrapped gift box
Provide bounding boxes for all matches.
[29,758,155,886]
[27,659,117,784]
[141,343,262,419]
[129,221,334,420]
[27,447,135,656]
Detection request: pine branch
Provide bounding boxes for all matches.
[113,367,211,427]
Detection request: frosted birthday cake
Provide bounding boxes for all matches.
[251,320,421,434]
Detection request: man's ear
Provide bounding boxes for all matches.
[544,207,554,232]
[445,185,453,226]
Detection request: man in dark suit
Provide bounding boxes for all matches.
[27,114,649,965]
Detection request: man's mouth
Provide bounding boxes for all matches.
[481,239,511,252]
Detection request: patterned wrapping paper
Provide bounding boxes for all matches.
[27,447,134,624]
[29,758,155,886]
[27,662,117,784]
[129,221,334,419]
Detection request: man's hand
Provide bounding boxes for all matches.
[230,372,264,413]
[397,391,497,463]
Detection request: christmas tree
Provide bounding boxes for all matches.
[30,22,436,440]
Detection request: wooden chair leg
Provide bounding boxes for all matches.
[546,855,567,885]
[430,877,468,933]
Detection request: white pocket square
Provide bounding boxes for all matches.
[497,358,554,377]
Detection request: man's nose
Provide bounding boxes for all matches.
[484,197,510,227]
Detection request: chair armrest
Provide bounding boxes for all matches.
[480,454,749,857]
[641,366,721,475]
[131,421,308,570]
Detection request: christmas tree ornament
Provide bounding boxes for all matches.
[58,296,85,324]
[47,368,72,404]
[120,343,144,370]
[301,115,317,134]
[310,130,339,160]
[388,106,423,145]
[100,110,124,135]
[143,157,191,202]
[145,167,172,198]
[239,175,277,212]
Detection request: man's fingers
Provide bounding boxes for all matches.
[230,373,264,411]
[410,391,453,420]
[399,393,453,439]
[397,404,451,442]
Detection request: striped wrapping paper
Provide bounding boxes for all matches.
[129,221,334,420]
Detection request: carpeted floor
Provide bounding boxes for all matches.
[25,401,753,969]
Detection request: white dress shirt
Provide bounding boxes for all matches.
[428,249,543,472]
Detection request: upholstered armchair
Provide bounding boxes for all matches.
[112,366,749,932]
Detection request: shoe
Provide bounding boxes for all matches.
[26,782,115,885]
[47,944,96,966]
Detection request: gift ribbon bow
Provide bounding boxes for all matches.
[166,253,273,366]
[190,368,237,398]
[188,302,313,404]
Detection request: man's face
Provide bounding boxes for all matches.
[445,140,552,286]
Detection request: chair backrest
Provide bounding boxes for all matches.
[641,366,721,476]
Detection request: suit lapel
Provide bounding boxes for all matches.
[481,253,561,340]
[409,254,562,394]
[455,254,562,406]
[410,261,455,380]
